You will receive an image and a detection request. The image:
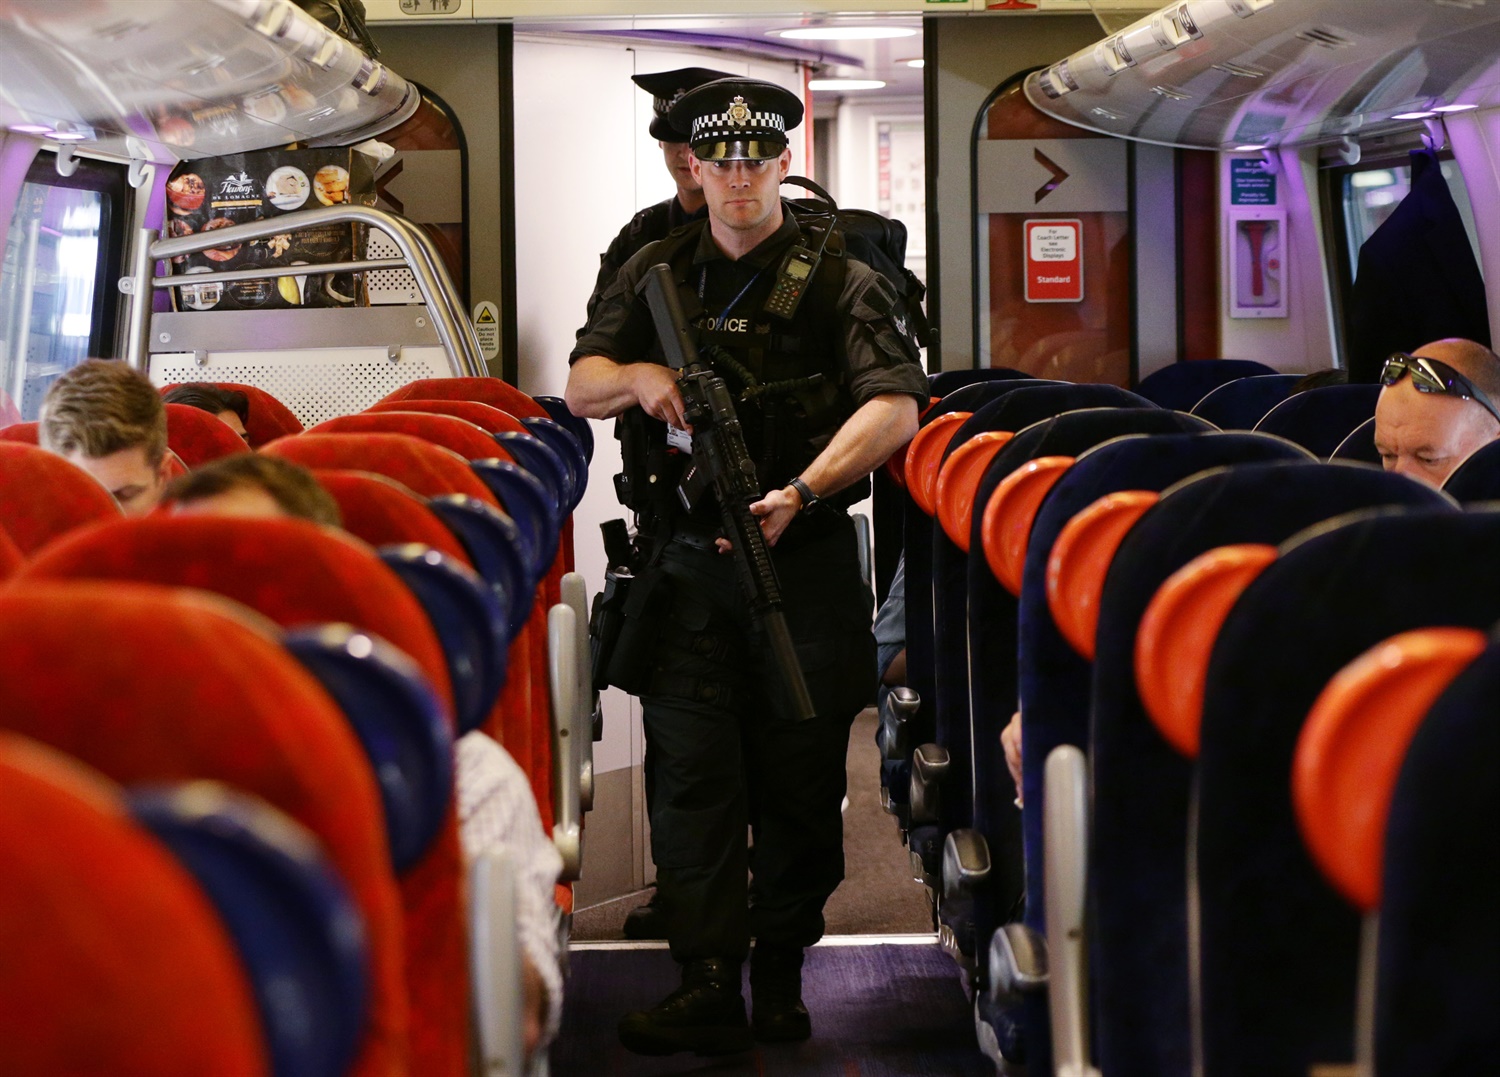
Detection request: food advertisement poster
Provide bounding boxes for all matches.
[165,149,375,312]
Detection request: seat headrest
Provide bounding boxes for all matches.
[312,412,512,467]
[0,420,40,444]
[0,441,121,555]
[163,383,304,447]
[265,432,499,507]
[312,469,472,565]
[1134,358,1277,411]
[15,516,454,719]
[163,403,252,467]
[1442,437,1500,504]
[1292,627,1487,912]
[1253,383,1382,458]
[379,376,548,419]
[1189,373,1301,430]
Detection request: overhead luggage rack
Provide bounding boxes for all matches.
[123,205,488,421]
[0,0,418,164]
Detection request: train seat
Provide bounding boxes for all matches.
[1372,634,1500,1074]
[1089,461,1444,1077]
[1252,382,1382,458]
[1292,627,1491,1071]
[534,393,595,464]
[1194,507,1500,1076]
[1133,358,1277,412]
[164,382,305,448]
[1441,436,1500,503]
[1188,373,1301,429]
[0,440,120,556]
[131,783,372,1077]
[0,419,39,443]
[1331,415,1381,464]
[164,402,252,467]
[266,433,557,883]
[0,525,21,579]
[379,376,549,420]
[0,733,270,1077]
[14,520,474,1077]
[310,412,555,585]
[314,469,473,564]
[927,367,1029,396]
[996,431,1296,1073]
[0,582,410,1077]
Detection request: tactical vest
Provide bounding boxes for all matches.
[616,217,861,534]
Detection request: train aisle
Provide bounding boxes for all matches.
[555,939,986,1076]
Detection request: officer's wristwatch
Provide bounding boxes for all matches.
[788,477,821,514]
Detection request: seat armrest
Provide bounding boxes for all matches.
[908,743,950,825]
[988,922,1049,1004]
[942,827,992,899]
[548,603,582,880]
[469,847,525,1077]
[560,572,595,813]
[878,686,921,761]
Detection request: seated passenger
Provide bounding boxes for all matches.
[162,383,252,443]
[38,359,169,516]
[165,453,340,525]
[167,452,565,1056]
[1374,338,1500,487]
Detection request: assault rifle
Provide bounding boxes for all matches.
[636,263,816,722]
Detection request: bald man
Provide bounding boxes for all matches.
[1373,337,1500,488]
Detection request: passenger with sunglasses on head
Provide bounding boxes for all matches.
[1373,337,1500,488]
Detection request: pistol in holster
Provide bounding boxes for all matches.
[589,519,672,696]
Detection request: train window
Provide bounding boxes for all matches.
[0,152,126,420]
[1339,158,1480,278]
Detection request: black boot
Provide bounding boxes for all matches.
[617,958,753,1056]
[622,890,667,940]
[750,943,811,1042]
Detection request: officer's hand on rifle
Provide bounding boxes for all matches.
[632,364,691,432]
[749,486,800,546]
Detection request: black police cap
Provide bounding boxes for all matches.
[631,67,734,142]
[669,77,804,162]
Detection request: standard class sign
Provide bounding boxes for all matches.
[1024,219,1083,303]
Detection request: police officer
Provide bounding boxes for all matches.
[567,77,927,1056]
[579,66,732,334]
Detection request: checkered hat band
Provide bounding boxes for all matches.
[691,111,787,140]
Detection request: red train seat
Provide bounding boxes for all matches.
[0,733,270,1077]
[378,376,548,420]
[160,383,305,448]
[0,584,406,1077]
[0,420,39,444]
[0,441,120,555]
[15,521,471,1077]
[165,402,252,467]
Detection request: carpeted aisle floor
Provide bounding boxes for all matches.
[551,940,989,1076]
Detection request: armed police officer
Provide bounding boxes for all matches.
[579,66,730,333]
[566,77,927,1057]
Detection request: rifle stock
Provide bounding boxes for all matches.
[636,264,816,722]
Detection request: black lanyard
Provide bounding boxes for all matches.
[698,263,770,328]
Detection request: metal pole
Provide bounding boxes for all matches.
[123,227,158,372]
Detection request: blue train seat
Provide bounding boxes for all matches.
[0,734,273,1077]
[1253,383,1382,457]
[1330,415,1380,463]
[1188,373,1301,429]
[1375,634,1500,1074]
[1134,359,1276,411]
[1088,462,1444,1077]
[1195,507,1500,1076]
[1442,436,1500,502]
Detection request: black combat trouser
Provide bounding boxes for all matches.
[639,516,876,964]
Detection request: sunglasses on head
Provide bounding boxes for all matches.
[1380,352,1500,425]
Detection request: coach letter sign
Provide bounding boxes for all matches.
[1024,219,1083,303]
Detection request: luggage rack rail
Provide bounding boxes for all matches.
[122,204,487,378]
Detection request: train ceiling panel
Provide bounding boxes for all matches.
[0,0,419,163]
[1024,0,1500,151]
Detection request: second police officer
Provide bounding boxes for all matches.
[566,77,928,1056]
[580,66,731,333]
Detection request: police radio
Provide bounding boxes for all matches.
[763,243,821,320]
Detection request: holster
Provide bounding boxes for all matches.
[589,566,673,695]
